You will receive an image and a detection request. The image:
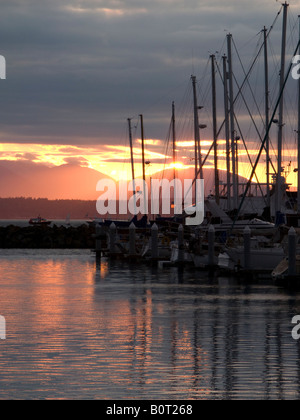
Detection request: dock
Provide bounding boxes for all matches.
[92,219,300,286]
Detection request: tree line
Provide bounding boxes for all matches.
[0,197,98,219]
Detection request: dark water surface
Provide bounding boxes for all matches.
[0,249,300,400]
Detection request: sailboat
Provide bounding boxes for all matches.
[272,256,300,280]
[174,3,300,272]
[98,3,300,268]
[221,237,286,272]
[29,216,51,226]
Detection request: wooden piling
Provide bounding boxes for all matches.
[178,224,184,264]
[208,225,215,268]
[151,223,159,261]
[288,226,297,276]
[109,222,116,255]
[95,223,103,260]
[243,226,251,270]
[129,222,136,257]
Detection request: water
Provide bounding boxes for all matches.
[0,249,300,400]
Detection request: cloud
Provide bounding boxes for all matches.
[63,156,90,166]
[0,0,298,158]
[14,152,39,161]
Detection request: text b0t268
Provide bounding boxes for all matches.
[150,405,193,415]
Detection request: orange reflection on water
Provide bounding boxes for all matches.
[0,255,96,336]
[0,254,213,398]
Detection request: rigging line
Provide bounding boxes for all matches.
[183,17,282,202]
[283,92,297,140]
[117,121,129,180]
[217,30,271,137]
[215,56,276,176]
[287,11,298,52]
[233,113,267,204]
[217,37,227,59]
[230,37,300,232]
[268,50,281,102]
[266,41,281,161]
[270,4,283,32]
[262,11,283,164]
[239,31,264,52]
[197,81,213,130]
[161,119,172,182]
[196,58,213,118]
[232,37,265,128]
[176,81,193,138]
[183,141,214,202]
[197,57,211,83]
[228,17,278,114]
[231,69,277,175]
[219,35,277,173]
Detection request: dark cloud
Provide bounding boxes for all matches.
[14,152,39,161]
[63,156,90,166]
[0,0,298,150]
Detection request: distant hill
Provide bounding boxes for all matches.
[0,161,112,200]
[143,166,250,197]
[0,197,98,220]
[0,160,250,201]
[0,160,253,219]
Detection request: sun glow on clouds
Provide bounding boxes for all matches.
[65,6,125,16]
[171,162,184,169]
[0,142,299,188]
[0,143,175,181]
[64,4,147,17]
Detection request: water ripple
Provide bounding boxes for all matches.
[0,250,299,399]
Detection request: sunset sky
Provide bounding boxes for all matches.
[1,0,300,197]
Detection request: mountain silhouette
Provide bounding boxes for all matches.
[0,161,112,200]
[141,166,250,197]
[0,160,251,200]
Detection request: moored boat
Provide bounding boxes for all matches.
[29,216,51,226]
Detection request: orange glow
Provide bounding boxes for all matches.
[0,142,299,197]
[176,139,227,148]
[170,162,184,169]
[137,138,162,146]
[0,143,168,181]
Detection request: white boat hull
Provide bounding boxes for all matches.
[225,246,285,271]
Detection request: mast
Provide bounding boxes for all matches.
[172,101,176,181]
[231,28,300,231]
[211,54,220,205]
[128,118,135,185]
[227,33,238,209]
[223,54,231,210]
[297,15,300,214]
[191,75,202,203]
[128,118,136,214]
[235,136,239,181]
[263,27,271,207]
[172,101,177,214]
[139,114,147,215]
[276,2,288,215]
[139,114,146,183]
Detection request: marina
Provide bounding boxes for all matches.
[89,2,300,287]
[2,3,300,286]
[91,216,300,284]
[2,1,300,402]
